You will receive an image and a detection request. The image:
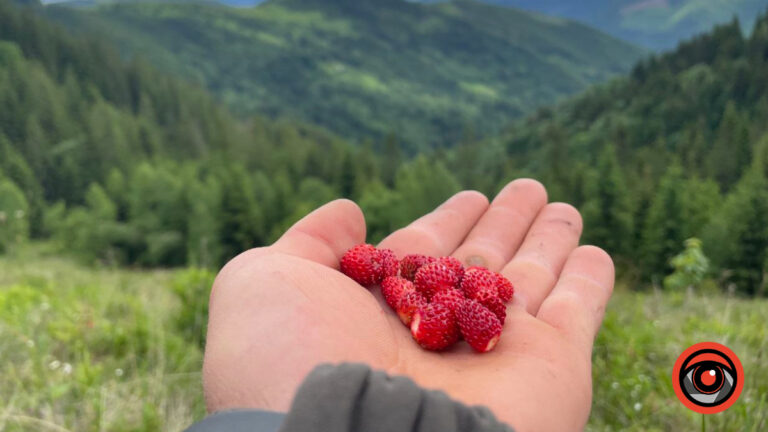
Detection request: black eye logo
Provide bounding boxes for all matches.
[673,342,744,414]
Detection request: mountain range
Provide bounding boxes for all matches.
[47,0,765,50]
[43,0,646,149]
[417,0,767,50]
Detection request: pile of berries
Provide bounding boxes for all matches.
[340,244,514,353]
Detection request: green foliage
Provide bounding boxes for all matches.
[580,144,633,256]
[0,249,205,432]
[171,268,216,348]
[43,0,645,149]
[0,176,29,253]
[454,13,768,289]
[0,0,395,266]
[5,0,768,299]
[590,285,768,430]
[393,156,461,224]
[704,168,768,296]
[359,180,403,244]
[639,163,689,279]
[707,102,752,190]
[663,238,710,291]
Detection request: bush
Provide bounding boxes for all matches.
[0,177,29,253]
[663,238,710,291]
[171,268,216,348]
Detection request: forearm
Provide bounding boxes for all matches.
[185,363,514,432]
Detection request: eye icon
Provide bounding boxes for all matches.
[673,342,744,414]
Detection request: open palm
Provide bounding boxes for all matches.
[203,179,614,432]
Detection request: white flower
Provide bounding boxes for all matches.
[611,382,619,390]
[62,363,73,375]
[115,368,124,377]
[26,339,35,348]
[634,402,642,412]
[14,210,24,219]
[49,360,61,370]
[40,302,50,311]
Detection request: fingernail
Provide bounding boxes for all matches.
[465,255,487,268]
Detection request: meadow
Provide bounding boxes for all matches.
[1,244,765,432]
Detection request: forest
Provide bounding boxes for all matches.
[42,0,644,148]
[2,1,768,431]
[3,0,768,296]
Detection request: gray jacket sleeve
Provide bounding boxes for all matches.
[185,363,514,432]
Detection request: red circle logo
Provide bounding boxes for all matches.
[672,342,744,414]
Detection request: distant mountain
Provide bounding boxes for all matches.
[43,0,645,149]
[416,0,768,50]
[445,14,768,289]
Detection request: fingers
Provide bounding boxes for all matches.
[500,203,583,314]
[378,191,489,258]
[536,246,615,354]
[272,199,367,268]
[452,179,547,270]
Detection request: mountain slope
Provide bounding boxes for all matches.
[44,0,646,149]
[0,0,372,265]
[417,0,768,50]
[434,14,768,289]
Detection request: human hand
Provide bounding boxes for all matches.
[202,179,615,432]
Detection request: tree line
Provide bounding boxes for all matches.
[2,0,768,296]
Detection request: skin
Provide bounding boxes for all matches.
[203,179,615,432]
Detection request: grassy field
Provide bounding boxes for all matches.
[0,245,766,431]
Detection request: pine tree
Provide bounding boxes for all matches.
[640,163,688,280]
[704,167,768,295]
[707,102,751,189]
[580,144,633,257]
[338,152,356,199]
[217,165,263,262]
[393,156,461,228]
[381,133,402,187]
[540,122,569,201]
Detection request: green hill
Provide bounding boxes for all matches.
[43,0,646,149]
[423,0,768,51]
[433,14,768,293]
[0,0,375,266]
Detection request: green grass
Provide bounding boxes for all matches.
[0,244,207,432]
[1,245,766,431]
[590,284,768,431]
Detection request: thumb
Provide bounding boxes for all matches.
[272,199,367,268]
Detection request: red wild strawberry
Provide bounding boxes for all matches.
[467,278,506,324]
[411,303,460,350]
[400,254,436,281]
[460,266,498,300]
[340,244,398,286]
[396,290,427,326]
[457,299,503,353]
[494,273,514,303]
[380,276,414,310]
[431,288,466,316]
[438,256,465,283]
[414,261,461,300]
[479,295,506,324]
[378,248,399,280]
